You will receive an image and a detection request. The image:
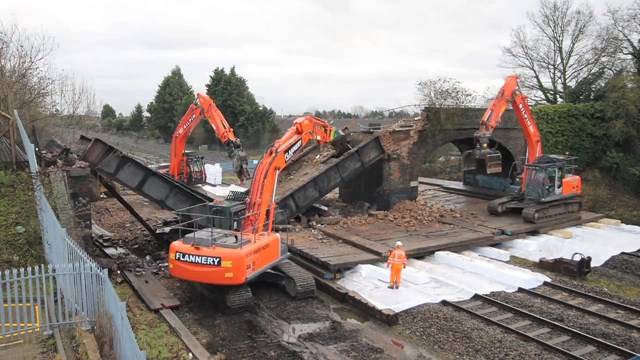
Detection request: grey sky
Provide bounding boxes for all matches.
[0,0,630,115]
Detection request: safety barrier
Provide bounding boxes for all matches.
[8,111,146,359]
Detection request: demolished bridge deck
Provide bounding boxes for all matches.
[288,182,604,275]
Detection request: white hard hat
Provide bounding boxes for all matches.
[395,241,403,247]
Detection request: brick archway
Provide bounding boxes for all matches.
[340,107,526,210]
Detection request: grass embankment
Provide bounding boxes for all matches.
[581,169,640,225]
[115,284,191,360]
[0,170,44,269]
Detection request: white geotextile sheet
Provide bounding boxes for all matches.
[498,224,640,266]
[336,224,640,313]
[337,250,550,312]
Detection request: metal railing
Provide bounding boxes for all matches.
[172,203,289,247]
[0,264,97,340]
[9,111,146,359]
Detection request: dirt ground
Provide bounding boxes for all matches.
[91,193,435,360]
[89,187,640,360]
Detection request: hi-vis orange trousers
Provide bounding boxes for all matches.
[389,263,403,286]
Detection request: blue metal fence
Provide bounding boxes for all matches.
[10,110,146,359]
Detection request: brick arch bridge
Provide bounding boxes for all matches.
[339,107,526,210]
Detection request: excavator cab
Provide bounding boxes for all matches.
[462,137,503,174]
[181,151,206,185]
[523,155,581,202]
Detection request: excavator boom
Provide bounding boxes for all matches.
[168,115,348,306]
[169,93,250,185]
[463,76,543,180]
[463,75,582,222]
[242,115,347,234]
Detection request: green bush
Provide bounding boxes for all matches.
[532,103,609,168]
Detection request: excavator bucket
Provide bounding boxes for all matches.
[462,148,503,174]
[330,127,352,155]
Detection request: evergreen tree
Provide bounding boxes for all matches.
[205,66,279,147]
[101,104,116,122]
[128,103,145,132]
[147,66,194,140]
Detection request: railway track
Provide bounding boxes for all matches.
[444,294,638,359]
[521,282,640,332]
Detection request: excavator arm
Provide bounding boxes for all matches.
[463,75,543,177]
[241,116,347,234]
[169,93,250,184]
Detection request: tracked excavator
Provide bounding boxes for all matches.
[167,93,250,185]
[462,75,582,223]
[168,115,349,308]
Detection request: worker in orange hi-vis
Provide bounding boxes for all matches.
[387,241,408,289]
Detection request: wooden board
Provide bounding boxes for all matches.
[499,214,582,236]
[418,177,508,200]
[159,309,213,360]
[289,254,343,279]
[536,211,605,233]
[440,217,501,235]
[123,271,181,310]
[289,244,381,271]
[318,228,392,256]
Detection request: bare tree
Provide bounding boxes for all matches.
[55,71,98,117]
[479,85,501,107]
[416,77,477,107]
[607,0,640,75]
[0,22,58,116]
[350,105,370,117]
[47,71,99,141]
[502,0,616,104]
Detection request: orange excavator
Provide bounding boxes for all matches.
[168,115,348,308]
[462,75,582,223]
[168,93,250,185]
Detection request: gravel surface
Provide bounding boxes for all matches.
[510,254,640,309]
[488,291,640,354]
[398,303,564,360]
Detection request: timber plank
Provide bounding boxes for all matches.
[537,211,604,233]
[159,309,213,360]
[500,214,581,236]
[320,253,383,265]
[440,217,501,235]
[123,271,181,310]
[290,245,359,256]
[318,228,391,255]
[289,245,379,270]
[289,254,341,279]
[360,225,455,242]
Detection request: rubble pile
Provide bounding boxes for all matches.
[377,120,423,159]
[279,144,338,188]
[92,199,151,249]
[338,199,461,228]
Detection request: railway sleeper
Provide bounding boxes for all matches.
[444,295,638,359]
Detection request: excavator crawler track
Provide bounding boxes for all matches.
[195,283,254,312]
[521,198,582,223]
[487,196,521,216]
[223,284,254,310]
[273,260,316,299]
